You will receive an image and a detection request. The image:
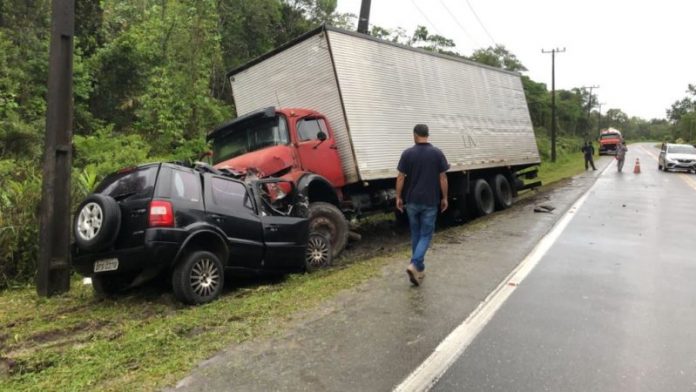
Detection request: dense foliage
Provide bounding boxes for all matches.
[0,1,688,288]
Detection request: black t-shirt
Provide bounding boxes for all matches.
[397,143,450,206]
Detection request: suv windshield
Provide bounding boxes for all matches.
[212,116,289,164]
[668,145,696,154]
[600,133,620,139]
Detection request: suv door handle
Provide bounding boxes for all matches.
[266,224,279,232]
[209,214,224,221]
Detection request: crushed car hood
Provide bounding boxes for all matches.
[214,145,295,177]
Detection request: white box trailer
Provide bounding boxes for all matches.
[228,26,541,184]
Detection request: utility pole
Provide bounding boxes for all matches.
[357,0,372,34]
[542,47,566,162]
[581,85,599,140]
[37,0,74,297]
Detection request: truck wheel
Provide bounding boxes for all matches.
[74,194,121,252]
[172,250,224,305]
[308,202,348,257]
[491,174,513,210]
[469,179,495,217]
[305,233,332,272]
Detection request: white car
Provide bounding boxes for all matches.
[658,143,696,172]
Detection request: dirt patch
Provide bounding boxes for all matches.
[27,319,110,345]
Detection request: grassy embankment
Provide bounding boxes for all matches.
[0,138,590,391]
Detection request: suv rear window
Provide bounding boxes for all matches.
[96,166,158,200]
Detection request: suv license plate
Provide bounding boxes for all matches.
[94,258,119,273]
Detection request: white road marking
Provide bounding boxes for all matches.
[393,169,606,392]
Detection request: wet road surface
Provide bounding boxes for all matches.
[169,154,615,392]
[432,143,696,391]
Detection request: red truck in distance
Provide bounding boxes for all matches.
[598,128,623,155]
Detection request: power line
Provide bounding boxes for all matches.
[438,0,480,48]
[464,0,496,46]
[408,0,444,36]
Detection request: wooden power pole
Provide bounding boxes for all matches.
[37,0,75,297]
[542,47,565,162]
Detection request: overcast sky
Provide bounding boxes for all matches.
[336,0,695,120]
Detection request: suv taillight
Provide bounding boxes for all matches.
[148,200,174,227]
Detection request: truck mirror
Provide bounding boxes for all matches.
[317,131,327,141]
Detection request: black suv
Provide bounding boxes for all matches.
[72,163,331,304]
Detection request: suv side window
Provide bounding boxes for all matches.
[171,169,201,203]
[211,178,254,211]
[296,118,328,141]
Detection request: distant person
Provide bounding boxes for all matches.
[615,141,628,172]
[396,124,449,286]
[582,141,597,171]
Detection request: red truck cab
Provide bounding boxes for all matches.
[598,129,623,155]
[208,107,345,188]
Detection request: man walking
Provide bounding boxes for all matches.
[615,140,628,172]
[582,141,597,171]
[396,124,449,286]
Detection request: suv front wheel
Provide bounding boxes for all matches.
[172,251,225,305]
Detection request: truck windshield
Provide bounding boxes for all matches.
[212,116,289,164]
[600,133,620,139]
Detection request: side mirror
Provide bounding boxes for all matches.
[317,131,327,142]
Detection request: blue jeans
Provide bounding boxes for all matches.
[406,203,438,272]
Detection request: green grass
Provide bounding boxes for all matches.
[535,151,588,187]
[0,254,400,392]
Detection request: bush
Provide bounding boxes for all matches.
[0,161,42,289]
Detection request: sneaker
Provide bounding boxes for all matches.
[406,264,419,286]
[417,270,425,284]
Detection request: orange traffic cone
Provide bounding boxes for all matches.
[633,158,641,174]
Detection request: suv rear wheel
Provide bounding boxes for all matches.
[92,274,133,298]
[172,250,225,305]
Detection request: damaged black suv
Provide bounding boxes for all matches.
[72,162,331,304]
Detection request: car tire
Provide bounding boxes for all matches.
[658,164,662,170]
[172,250,225,305]
[308,202,348,257]
[469,179,495,217]
[305,233,333,272]
[490,174,513,210]
[74,194,121,252]
[92,274,133,298]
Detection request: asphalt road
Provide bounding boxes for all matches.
[432,143,696,392]
[169,154,614,392]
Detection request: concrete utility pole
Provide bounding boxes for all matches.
[37,0,75,297]
[581,85,599,140]
[357,0,372,34]
[542,47,566,162]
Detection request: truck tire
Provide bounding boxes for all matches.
[74,194,121,252]
[172,250,225,305]
[491,174,513,210]
[308,202,348,257]
[469,179,495,217]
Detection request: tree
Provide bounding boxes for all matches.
[469,45,526,72]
